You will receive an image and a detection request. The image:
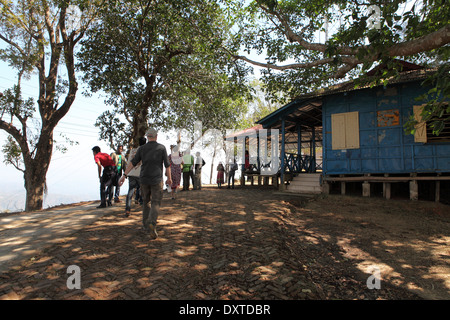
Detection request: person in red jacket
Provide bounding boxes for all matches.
[92,146,117,208]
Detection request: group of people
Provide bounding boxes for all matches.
[216,160,238,189]
[217,150,252,189]
[168,148,205,199]
[92,128,206,239]
[92,128,168,239]
[92,128,249,240]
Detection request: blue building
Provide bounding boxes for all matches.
[256,62,449,201]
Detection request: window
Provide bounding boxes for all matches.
[413,105,427,143]
[414,104,450,143]
[331,111,360,150]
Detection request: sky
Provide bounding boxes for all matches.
[0,65,119,210]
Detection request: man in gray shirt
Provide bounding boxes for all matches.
[119,128,172,239]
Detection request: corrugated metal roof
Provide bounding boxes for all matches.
[299,67,436,99]
[256,64,438,131]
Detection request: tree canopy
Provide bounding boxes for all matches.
[228,0,449,133]
[77,0,252,149]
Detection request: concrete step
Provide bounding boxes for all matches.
[285,186,322,194]
[289,180,321,187]
[286,174,322,194]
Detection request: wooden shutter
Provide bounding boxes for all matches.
[332,113,347,150]
[331,112,360,150]
[413,105,427,143]
[346,111,360,149]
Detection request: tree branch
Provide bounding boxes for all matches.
[388,25,450,57]
[234,5,450,80]
[229,50,334,71]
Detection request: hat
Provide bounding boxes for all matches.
[145,128,158,137]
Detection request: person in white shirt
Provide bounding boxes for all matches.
[194,151,204,190]
[124,137,146,217]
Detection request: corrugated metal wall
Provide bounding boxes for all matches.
[323,81,450,175]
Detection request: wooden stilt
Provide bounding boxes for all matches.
[383,174,391,200]
[362,182,370,197]
[323,181,330,194]
[435,181,440,203]
[410,180,418,200]
[340,175,346,195]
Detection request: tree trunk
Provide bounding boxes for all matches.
[23,132,53,212]
[24,173,46,212]
[131,107,149,147]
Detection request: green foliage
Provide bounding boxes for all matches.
[241,79,287,128]
[404,62,450,136]
[2,135,23,171]
[77,0,252,146]
[0,85,35,120]
[233,1,448,86]
[94,111,129,150]
[231,0,450,133]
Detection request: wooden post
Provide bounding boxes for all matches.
[384,182,391,200]
[383,174,391,200]
[362,174,371,197]
[410,180,418,200]
[435,181,440,203]
[362,182,370,197]
[297,124,302,172]
[322,181,330,194]
[312,126,316,173]
[279,118,286,191]
[340,175,346,195]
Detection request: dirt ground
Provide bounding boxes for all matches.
[277,192,450,300]
[0,186,448,300]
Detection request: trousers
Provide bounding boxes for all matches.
[125,176,140,211]
[100,166,116,205]
[140,182,163,228]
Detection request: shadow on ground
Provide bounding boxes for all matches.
[0,187,448,300]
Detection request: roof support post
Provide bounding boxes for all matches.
[297,124,302,173]
[280,117,286,190]
[312,126,316,173]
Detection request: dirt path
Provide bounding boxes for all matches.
[0,187,448,300]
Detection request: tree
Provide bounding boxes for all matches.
[77,0,251,150]
[241,79,287,128]
[230,0,449,132]
[0,0,97,211]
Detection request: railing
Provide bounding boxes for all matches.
[242,152,322,175]
[283,153,322,173]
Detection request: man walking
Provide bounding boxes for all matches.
[92,146,117,208]
[119,128,171,239]
[124,137,146,217]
